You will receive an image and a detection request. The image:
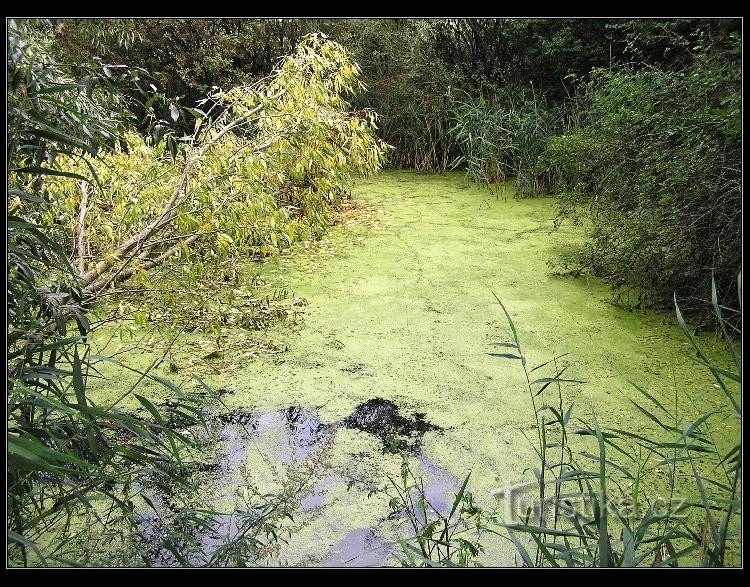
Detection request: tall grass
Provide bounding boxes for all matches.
[384,458,488,567]
[448,88,566,195]
[491,275,741,566]
[393,278,740,567]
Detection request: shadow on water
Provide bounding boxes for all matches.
[137,398,457,567]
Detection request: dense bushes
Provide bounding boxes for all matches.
[546,47,741,320]
[49,19,621,173]
[7,19,207,566]
[52,19,457,170]
[445,21,741,323]
[291,20,459,170]
[53,19,314,136]
[34,33,387,308]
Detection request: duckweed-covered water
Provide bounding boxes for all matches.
[88,171,737,566]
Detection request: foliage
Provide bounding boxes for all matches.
[30,33,388,320]
[7,19,204,566]
[607,18,741,70]
[8,23,366,567]
[432,19,615,100]
[386,459,488,566]
[545,39,741,321]
[52,19,315,135]
[50,17,742,179]
[347,451,489,567]
[53,19,457,171]
[322,20,459,170]
[448,88,566,194]
[490,283,740,566]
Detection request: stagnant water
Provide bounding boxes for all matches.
[88,171,738,566]
[137,400,458,567]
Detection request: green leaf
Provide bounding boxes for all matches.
[504,523,588,538]
[134,394,181,465]
[10,166,90,182]
[8,188,45,203]
[448,471,471,520]
[529,354,570,373]
[506,530,535,566]
[527,532,560,567]
[72,345,87,409]
[9,435,90,471]
[627,398,681,434]
[682,411,719,440]
[489,342,518,349]
[488,352,523,360]
[8,531,48,564]
[492,293,520,348]
[717,443,741,468]
[627,380,670,416]
[563,403,574,426]
[621,525,635,567]
[592,413,610,567]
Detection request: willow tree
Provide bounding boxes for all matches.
[36,33,388,309]
[8,28,388,566]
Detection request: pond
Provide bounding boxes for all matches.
[89,171,736,566]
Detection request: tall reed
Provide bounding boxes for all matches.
[491,275,741,566]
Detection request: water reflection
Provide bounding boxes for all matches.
[137,401,454,567]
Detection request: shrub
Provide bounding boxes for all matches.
[29,33,388,323]
[544,43,741,323]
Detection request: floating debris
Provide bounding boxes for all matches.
[342,398,440,453]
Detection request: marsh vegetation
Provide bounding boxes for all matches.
[7,18,741,567]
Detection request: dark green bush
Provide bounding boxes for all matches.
[544,44,741,321]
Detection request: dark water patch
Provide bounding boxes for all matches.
[216,406,332,466]
[218,408,258,427]
[342,398,440,454]
[218,425,250,472]
[134,514,188,567]
[145,398,208,432]
[136,405,333,565]
[278,405,332,463]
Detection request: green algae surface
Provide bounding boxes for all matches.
[87,171,739,566]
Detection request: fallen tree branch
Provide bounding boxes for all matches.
[82,233,202,299]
